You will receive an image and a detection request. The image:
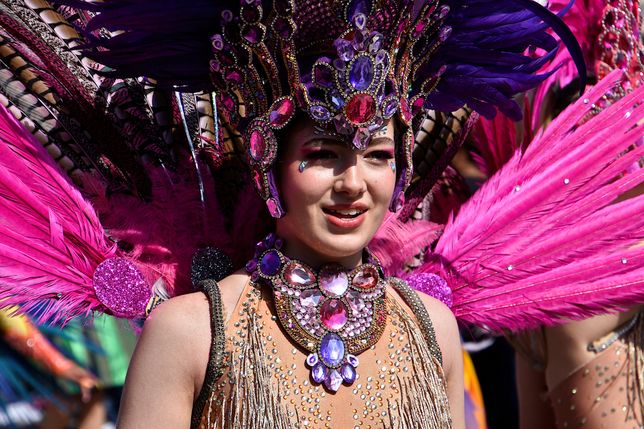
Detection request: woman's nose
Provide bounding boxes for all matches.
[334,162,367,196]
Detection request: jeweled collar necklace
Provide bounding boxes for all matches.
[245,234,387,392]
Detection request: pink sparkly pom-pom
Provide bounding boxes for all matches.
[404,273,453,308]
[93,257,150,318]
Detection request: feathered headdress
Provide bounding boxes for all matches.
[73,0,585,217]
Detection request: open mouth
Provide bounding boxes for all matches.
[322,208,367,218]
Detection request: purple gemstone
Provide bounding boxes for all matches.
[383,98,398,117]
[349,56,374,91]
[438,5,450,19]
[310,105,332,122]
[375,49,388,66]
[245,259,258,272]
[319,333,345,367]
[368,33,383,53]
[353,13,367,30]
[347,354,359,367]
[306,353,319,367]
[324,369,343,392]
[333,58,346,71]
[242,25,262,44]
[439,26,452,42]
[273,16,293,39]
[268,98,295,127]
[319,265,349,297]
[329,91,345,110]
[93,257,149,318]
[320,299,348,330]
[259,249,281,276]
[266,198,284,218]
[264,233,277,248]
[347,0,370,20]
[211,34,224,50]
[299,289,323,307]
[341,364,357,384]
[314,64,334,88]
[334,39,355,61]
[311,363,327,383]
[352,127,371,150]
[346,290,364,312]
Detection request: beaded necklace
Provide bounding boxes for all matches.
[245,234,387,392]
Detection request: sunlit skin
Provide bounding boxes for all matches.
[276,117,397,269]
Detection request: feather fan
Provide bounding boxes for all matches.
[417,70,644,331]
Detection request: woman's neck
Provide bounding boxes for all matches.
[280,240,363,270]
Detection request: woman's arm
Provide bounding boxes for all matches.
[117,293,211,429]
[419,295,465,429]
[515,352,556,429]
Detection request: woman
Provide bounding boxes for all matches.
[1,1,643,428]
[117,117,464,427]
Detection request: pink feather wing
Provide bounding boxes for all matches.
[420,71,644,331]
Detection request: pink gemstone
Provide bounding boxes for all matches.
[319,265,349,297]
[346,290,364,312]
[400,97,412,122]
[252,169,263,190]
[269,98,295,127]
[352,266,378,290]
[320,299,348,330]
[249,130,265,160]
[284,261,316,287]
[300,289,323,307]
[345,93,376,125]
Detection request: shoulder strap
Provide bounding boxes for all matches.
[191,279,227,428]
[389,277,443,365]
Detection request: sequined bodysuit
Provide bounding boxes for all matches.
[192,278,452,429]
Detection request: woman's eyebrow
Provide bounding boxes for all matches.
[369,136,395,147]
[303,137,346,147]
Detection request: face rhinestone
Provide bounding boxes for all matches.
[319,332,345,367]
[284,261,316,287]
[299,289,323,307]
[346,93,376,125]
[349,56,374,90]
[320,299,348,330]
[260,250,281,276]
[319,265,349,297]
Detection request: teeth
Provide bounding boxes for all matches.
[330,209,363,216]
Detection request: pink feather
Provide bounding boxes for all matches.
[0,103,116,324]
[418,71,644,331]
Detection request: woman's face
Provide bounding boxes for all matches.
[276,117,397,267]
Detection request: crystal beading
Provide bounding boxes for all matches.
[246,234,387,392]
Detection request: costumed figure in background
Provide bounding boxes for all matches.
[0,309,97,426]
[0,1,644,428]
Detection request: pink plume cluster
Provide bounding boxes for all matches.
[0,104,116,325]
[419,71,644,331]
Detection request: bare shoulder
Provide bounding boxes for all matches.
[411,290,461,374]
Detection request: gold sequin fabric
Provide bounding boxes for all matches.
[549,315,643,429]
[193,279,452,429]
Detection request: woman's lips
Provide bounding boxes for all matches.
[322,207,367,229]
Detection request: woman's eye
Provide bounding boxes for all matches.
[367,150,395,160]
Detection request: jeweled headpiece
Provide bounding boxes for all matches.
[84,0,584,218]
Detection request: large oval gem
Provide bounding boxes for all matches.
[349,56,374,91]
[352,266,378,290]
[249,130,265,160]
[319,265,349,297]
[268,98,295,128]
[345,93,376,125]
[259,250,281,276]
[320,299,348,330]
[284,261,315,287]
[319,333,345,367]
